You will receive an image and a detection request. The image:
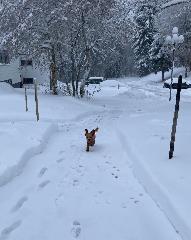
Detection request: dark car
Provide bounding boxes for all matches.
[86,77,104,85]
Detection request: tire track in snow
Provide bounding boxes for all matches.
[116,129,185,240]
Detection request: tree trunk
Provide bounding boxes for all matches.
[51,63,57,95]
[66,82,71,95]
[71,49,76,97]
[76,79,79,96]
[162,69,165,81]
[50,46,57,95]
[185,67,188,78]
[71,63,76,97]
[72,79,75,97]
[49,68,52,90]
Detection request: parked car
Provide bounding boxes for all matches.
[86,77,104,85]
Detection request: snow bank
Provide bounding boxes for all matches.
[165,77,191,85]
[142,68,184,83]
[100,80,125,88]
[85,79,130,98]
[0,122,57,187]
[0,84,104,122]
[0,82,14,95]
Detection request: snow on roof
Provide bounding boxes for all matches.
[101,79,126,87]
[0,82,14,94]
[89,77,104,80]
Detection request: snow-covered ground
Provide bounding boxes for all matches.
[0,73,191,240]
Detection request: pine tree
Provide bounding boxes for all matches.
[133,1,157,76]
[150,33,172,81]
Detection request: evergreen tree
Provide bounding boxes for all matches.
[133,1,157,76]
[150,33,172,81]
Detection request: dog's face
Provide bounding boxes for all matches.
[85,128,98,145]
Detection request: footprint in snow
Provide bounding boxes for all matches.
[38,180,50,189]
[71,221,81,238]
[160,136,166,140]
[11,196,28,213]
[59,150,65,155]
[71,144,77,149]
[73,179,79,187]
[0,220,22,240]
[129,197,140,204]
[111,173,118,179]
[57,158,64,163]
[38,167,48,177]
[121,203,127,209]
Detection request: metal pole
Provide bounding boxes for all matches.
[169,43,175,101]
[169,75,182,159]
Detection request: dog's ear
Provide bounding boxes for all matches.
[95,127,99,132]
[91,129,96,135]
[90,129,95,135]
[85,129,88,136]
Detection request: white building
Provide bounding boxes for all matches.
[0,52,49,87]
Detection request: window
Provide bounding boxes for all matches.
[21,60,33,66]
[0,50,10,64]
[23,78,34,84]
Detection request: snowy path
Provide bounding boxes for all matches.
[0,109,181,240]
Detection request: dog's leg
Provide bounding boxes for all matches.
[86,143,90,152]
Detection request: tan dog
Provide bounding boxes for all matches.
[85,128,99,152]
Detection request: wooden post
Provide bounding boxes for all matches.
[169,75,182,159]
[25,87,28,112]
[34,79,40,121]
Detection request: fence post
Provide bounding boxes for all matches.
[34,78,39,121]
[169,75,182,159]
[25,87,28,112]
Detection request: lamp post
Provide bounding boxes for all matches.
[165,27,184,101]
